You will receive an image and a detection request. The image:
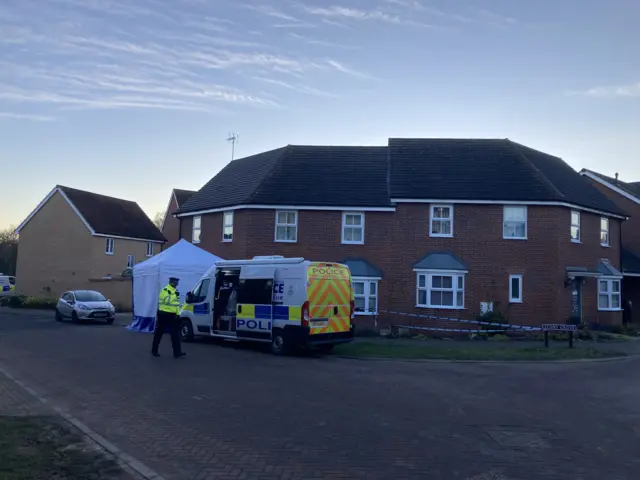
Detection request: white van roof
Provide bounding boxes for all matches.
[216,257,306,267]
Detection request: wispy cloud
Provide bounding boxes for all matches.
[0,112,56,121]
[574,83,640,98]
[0,0,376,117]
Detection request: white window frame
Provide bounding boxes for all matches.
[127,254,135,268]
[600,217,609,247]
[192,216,202,244]
[509,274,523,303]
[146,242,153,257]
[222,211,234,242]
[598,277,621,311]
[571,211,581,243]
[341,212,365,245]
[274,210,298,243]
[352,277,379,315]
[429,204,454,238]
[415,270,466,310]
[503,206,527,240]
[105,237,114,255]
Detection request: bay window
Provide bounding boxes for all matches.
[416,271,465,309]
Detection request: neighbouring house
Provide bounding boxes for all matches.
[15,185,166,308]
[170,139,627,328]
[580,169,640,322]
[160,189,197,248]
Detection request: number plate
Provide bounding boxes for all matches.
[93,312,107,317]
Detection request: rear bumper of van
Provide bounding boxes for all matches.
[289,325,355,347]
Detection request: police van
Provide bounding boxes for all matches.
[179,256,355,354]
[0,275,15,296]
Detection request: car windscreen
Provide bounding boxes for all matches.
[74,291,106,302]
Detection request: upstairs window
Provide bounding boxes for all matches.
[430,205,453,237]
[223,211,234,242]
[146,242,153,257]
[342,212,364,244]
[275,211,298,243]
[503,206,527,240]
[192,216,202,244]
[598,278,621,310]
[416,271,465,309]
[127,254,135,268]
[600,217,609,246]
[571,211,580,243]
[105,237,114,255]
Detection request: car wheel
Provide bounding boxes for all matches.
[180,318,195,342]
[271,329,290,356]
[71,311,79,324]
[55,309,63,322]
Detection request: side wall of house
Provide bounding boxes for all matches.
[87,236,154,278]
[15,191,93,297]
[161,194,181,248]
[179,204,623,327]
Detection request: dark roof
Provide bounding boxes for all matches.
[59,186,166,242]
[581,169,640,199]
[177,139,626,217]
[340,258,383,278]
[622,248,640,274]
[177,145,391,214]
[389,139,626,216]
[174,189,197,208]
[566,261,623,277]
[413,252,468,271]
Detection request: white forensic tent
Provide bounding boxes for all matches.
[127,239,223,332]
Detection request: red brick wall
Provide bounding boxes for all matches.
[161,194,181,248]
[585,178,640,253]
[180,204,623,327]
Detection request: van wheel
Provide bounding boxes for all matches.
[55,310,63,322]
[180,318,195,342]
[271,329,290,356]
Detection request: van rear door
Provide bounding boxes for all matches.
[307,263,352,335]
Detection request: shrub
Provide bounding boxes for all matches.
[4,295,57,310]
[7,295,27,308]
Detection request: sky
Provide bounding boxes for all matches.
[1,0,639,230]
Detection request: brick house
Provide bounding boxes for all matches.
[171,139,627,328]
[160,189,197,248]
[15,185,166,301]
[580,170,640,322]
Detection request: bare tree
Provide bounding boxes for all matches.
[0,226,18,275]
[153,211,165,229]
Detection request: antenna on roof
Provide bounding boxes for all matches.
[227,132,239,161]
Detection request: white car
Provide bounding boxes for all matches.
[55,290,115,324]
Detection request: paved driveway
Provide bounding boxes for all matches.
[1,308,640,479]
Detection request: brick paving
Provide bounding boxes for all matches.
[2,309,640,479]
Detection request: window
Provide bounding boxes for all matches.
[105,237,114,255]
[600,217,609,246]
[275,211,298,242]
[127,255,135,268]
[598,278,621,310]
[62,292,75,303]
[571,211,580,243]
[342,212,364,244]
[352,279,378,314]
[416,271,465,309]
[223,211,234,242]
[503,206,527,239]
[509,275,523,303]
[430,205,453,237]
[191,278,211,303]
[192,216,202,244]
[146,242,154,257]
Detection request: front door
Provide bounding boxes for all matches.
[236,266,275,340]
[570,279,583,324]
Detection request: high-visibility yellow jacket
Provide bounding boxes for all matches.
[158,284,181,315]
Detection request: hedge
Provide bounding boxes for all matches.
[0,295,58,310]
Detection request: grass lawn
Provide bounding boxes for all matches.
[335,341,627,361]
[0,415,128,480]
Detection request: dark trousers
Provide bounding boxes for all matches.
[152,310,182,357]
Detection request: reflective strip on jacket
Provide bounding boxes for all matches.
[158,284,181,315]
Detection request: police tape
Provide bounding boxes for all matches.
[390,325,507,334]
[379,310,542,331]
